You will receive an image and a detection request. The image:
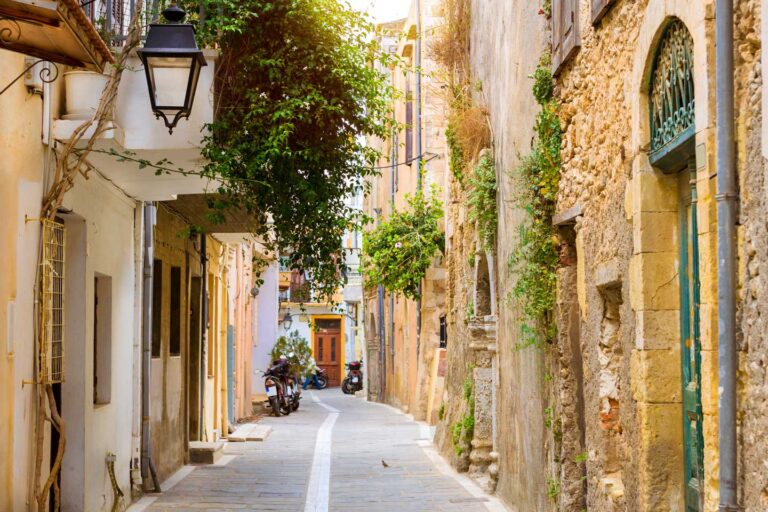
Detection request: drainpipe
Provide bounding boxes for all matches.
[140,202,161,492]
[415,0,423,358]
[200,234,208,441]
[715,0,739,510]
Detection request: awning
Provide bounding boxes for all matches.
[163,194,262,244]
[0,0,113,71]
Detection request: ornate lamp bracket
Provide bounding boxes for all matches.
[0,58,60,97]
[0,16,60,97]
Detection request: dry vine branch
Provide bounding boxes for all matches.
[34,4,143,511]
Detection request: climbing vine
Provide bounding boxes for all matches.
[508,53,562,348]
[362,186,444,300]
[450,376,475,456]
[467,152,497,250]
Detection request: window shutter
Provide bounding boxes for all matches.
[552,0,580,74]
[591,0,615,25]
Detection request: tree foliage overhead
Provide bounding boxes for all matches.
[182,0,394,300]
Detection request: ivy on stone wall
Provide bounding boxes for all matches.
[508,53,562,348]
[362,186,444,300]
[450,376,475,456]
[467,151,497,250]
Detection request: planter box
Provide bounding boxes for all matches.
[63,71,109,120]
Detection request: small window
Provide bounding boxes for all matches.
[439,315,447,349]
[405,75,413,164]
[331,336,336,362]
[151,259,163,358]
[169,266,182,356]
[94,274,112,405]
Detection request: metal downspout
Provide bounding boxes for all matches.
[140,203,161,492]
[715,0,739,510]
[415,0,423,358]
[200,234,208,441]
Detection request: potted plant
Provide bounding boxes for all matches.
[63,70,109,120]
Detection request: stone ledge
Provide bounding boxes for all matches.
[189,441,224,464]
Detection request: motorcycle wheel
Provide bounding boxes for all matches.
[280,393,292,416]
[316,376,328,390]
[341,378,353,394]
[292,398,300,411]
[268,396,282,417]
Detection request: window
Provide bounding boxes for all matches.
[552,0,580,74]
[648,19,695,171]
[405,77,414,164]
[151,259,162,358]
[591,0,616,25]
[94,274,112,404]
[169,266,182,356]
[439,315,447,349]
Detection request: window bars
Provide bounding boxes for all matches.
[40,219,65,384]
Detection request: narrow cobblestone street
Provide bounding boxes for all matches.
[130,391,505,512]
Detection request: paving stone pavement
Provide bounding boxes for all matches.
[142,389,495,512]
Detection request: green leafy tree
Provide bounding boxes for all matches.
[362,186,444,300]
[270,330,314,376]
[177,0,395,300]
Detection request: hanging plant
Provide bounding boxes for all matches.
[508,53,562,348]
[362,186,445,300]
[467,151,497,250]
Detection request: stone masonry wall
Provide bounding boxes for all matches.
[555,0,766,510]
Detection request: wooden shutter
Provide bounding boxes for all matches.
[591,0,615,25]
[552,0,581,74]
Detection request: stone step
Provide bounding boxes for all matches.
[246,425,272,441]
[188,441,224,464]
[228,423,272,442]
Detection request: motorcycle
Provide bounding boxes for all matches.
[341,360,363,394]
[304,367,329,390]
[263,356,302,416]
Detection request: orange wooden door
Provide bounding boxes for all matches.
[314,319,342,386]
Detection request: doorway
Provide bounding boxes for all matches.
[679,163,705,511]
[313,318,343,387]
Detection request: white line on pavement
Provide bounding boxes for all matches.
[304,397,340,512]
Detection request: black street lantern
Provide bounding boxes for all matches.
[138,4,207,134]
[282,312,293,330]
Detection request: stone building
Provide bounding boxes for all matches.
[0,3,278,509]
[430,0,768,511]
[363,0,449,422]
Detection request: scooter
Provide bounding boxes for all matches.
[304,367,329,390]
[341,361,363,394]
[263,356,302,415]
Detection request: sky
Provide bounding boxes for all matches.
[348,0,410,23]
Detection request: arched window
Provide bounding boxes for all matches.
[648,19,695,171]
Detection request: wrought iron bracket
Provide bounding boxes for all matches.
[0,58,60,97]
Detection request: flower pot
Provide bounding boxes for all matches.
[63,71,109,120]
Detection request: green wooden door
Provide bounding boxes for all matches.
[678,165,705,512]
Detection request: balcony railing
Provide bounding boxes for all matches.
[79,1,206,46]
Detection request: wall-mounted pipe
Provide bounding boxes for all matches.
[200,233,208,441]
[140,202,161,492]
[415,0,423,358]
[715,0,739,510]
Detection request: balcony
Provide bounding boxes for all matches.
[52,47,218,201]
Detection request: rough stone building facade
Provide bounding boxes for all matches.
[428,0,768,511]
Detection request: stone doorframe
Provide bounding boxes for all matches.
[628,4,718,511]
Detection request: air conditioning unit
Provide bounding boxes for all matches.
[23,57,44,93]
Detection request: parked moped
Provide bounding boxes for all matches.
[341,361,363,394]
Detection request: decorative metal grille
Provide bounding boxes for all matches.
[649,19,695,154]
[40,220,65,384]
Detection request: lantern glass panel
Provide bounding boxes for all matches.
[146,55,194,108]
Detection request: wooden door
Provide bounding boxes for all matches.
[314,319,342,386]
[679,164,704,512]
